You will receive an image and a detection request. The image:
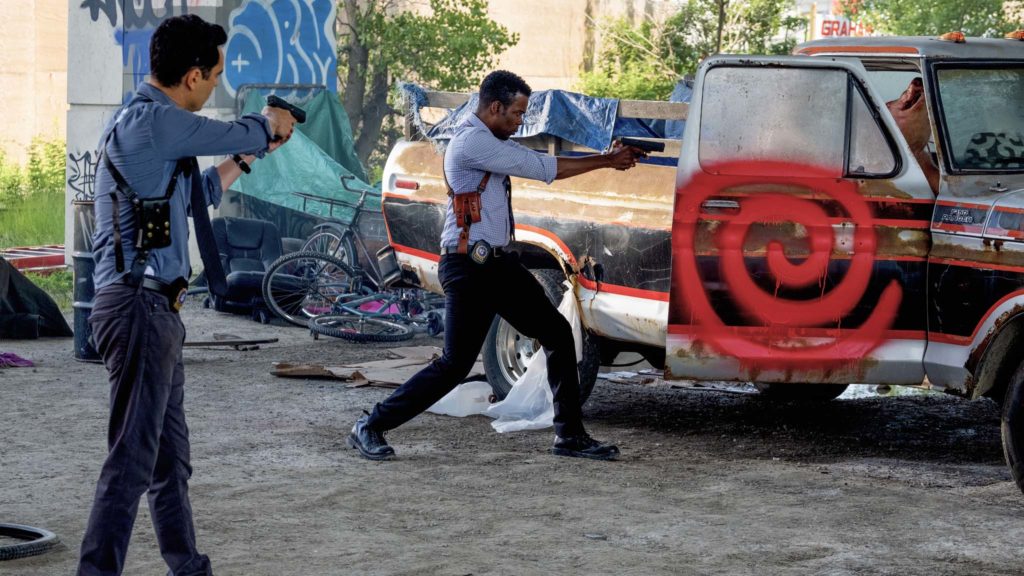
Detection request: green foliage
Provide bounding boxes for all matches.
[373,0,519,92]
[577,0,805,100]
[24,269,73,312]
[337,0,519,170]
[842,0,1018,37]
[0,138,66,249]
[26,139,66,197]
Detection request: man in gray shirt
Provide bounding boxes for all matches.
[349,70,641,462]
[77,14,294,576]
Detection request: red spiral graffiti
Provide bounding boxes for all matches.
[672,160,902,367]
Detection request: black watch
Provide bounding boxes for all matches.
[232,154,251,174]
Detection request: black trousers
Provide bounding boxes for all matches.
[368,253,585,438]
[78,283,212,576]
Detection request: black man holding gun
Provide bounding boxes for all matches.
[77,14,299,576]
[348,70,645,463]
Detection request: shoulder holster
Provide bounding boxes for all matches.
[101,124,188,285]
[443,153,490,254]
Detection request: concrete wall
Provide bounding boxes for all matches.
[0,0,68,164]
[490,0,670,91]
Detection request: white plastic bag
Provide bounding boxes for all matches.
[486,284,582,433]
[426,380,492,417]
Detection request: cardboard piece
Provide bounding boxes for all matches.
[271,346,484,388]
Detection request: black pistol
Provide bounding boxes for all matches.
[266,95,307,123]
[618,137,665,154]
[266,95,306,142]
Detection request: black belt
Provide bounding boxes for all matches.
[117,275,188,312]
[440,245,507,257]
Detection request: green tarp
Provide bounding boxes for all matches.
[229,91,378,226]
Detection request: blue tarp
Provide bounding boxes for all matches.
[401,83,660,152]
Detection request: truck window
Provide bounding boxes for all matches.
[935,65,1024,172]
[848,80,897,176]
[699,66,848,175]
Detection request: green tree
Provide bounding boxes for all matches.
[578,0,804,101]
[842,0,1017,37]
[337,0,518,168]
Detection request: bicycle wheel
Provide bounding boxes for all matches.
[308,313,414,343]
[262,251,357,327]
[302,229,357,268]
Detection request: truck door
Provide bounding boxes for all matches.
[923,60,1024,393]
[665,56,933,385]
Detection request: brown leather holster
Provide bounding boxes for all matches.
[444,155,491,254]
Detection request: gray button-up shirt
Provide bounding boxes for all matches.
[440,114,557,249]
[92,82,272,290]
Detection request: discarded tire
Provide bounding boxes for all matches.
[1001,358,1024,494]
[0,523,59,561]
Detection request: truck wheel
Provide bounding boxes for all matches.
[754,383,849,401]
[483,269,600,405]
[1001,359,1024,494]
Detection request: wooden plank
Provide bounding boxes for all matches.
[618,100,688,120]
[426,91,470,109]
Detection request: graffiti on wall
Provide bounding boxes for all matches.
[68,149,100,201]
[223,0,338,97]
[80,0,191,99]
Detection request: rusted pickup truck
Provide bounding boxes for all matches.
[382,35,1024,490]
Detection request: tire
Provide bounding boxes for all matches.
[302,228,357,270]
[754,382,849,401]
[483,268,601,405]
[1001,359,1024,494]
[308,313,414,343]
[262,251,357,327]
[0,523,59,561]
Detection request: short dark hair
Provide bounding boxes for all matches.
[479,70,531,108]
[149,14,227,87]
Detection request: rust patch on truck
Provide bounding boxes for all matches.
[932,242,1024,269]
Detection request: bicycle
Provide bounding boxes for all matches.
[261,175,445,339]
[308,286,444,343]
[296,175,400,291]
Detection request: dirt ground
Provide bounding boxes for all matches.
[3,300,1024,576]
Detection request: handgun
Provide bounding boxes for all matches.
[266,95,307,123]
[266,95,306,142]
[618,137,665,154]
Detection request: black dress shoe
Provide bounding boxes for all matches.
[348,414,395,460]
[551,433,619,461]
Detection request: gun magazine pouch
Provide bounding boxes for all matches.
[135,197,172,251]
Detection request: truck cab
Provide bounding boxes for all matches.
[665,37,1024,401]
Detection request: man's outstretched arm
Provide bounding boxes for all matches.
[555,143,641,180]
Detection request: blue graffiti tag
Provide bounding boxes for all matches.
[116,28,156,93]
[223,0,337,97]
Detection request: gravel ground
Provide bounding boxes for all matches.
[2,300,1024,575]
